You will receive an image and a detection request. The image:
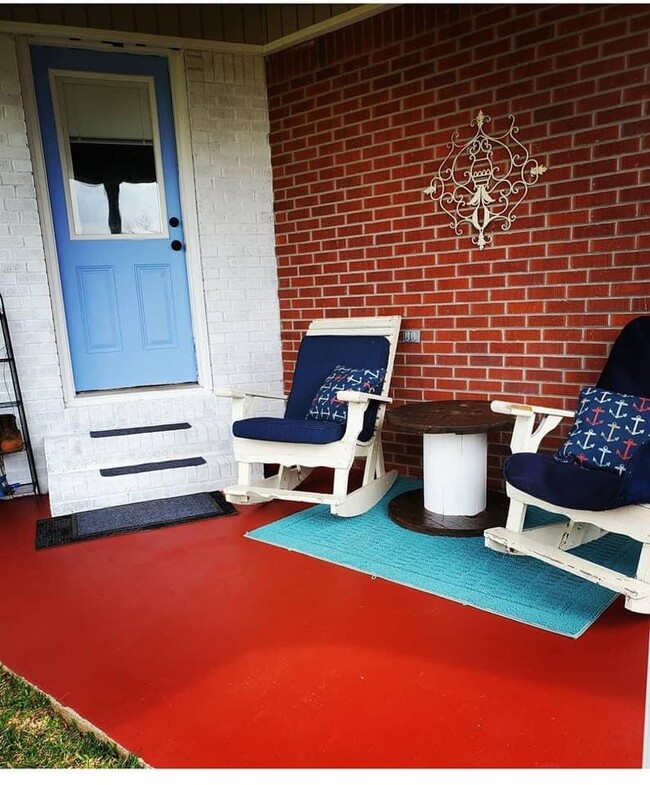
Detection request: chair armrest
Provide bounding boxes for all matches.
[491,400,573,419]
[336,390,393,405]
[335,391,391,444]
[491,399,573,455]
[215,387,287,401]
[215,387,287,424]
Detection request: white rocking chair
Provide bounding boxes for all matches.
[484,315,650,613]
[217,315,402,517]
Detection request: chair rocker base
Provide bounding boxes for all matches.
[333,469,397,517]
[225,469,398,517]
[484,527,650,614]
[225,465,313,505]
[485,489,650,614]
[499,486,650,542]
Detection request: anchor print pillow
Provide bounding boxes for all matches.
[306,365,386,425]
[554,386,650,475]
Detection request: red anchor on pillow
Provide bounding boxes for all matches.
[633,397,650,413]
[616,438,637,461]
[585,406,605,426]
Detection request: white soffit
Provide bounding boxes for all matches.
[0,5,400,55]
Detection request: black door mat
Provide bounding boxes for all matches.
[90,423,191,438]
[35,490,237,549]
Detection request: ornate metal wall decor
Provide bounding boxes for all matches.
[424,110,547,250]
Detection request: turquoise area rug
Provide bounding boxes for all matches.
[245,477,641,638]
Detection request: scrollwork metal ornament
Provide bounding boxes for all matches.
[424,110,547,250]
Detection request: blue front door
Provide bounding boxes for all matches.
[31,46,198,392]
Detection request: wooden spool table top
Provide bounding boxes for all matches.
[385,399,514,435]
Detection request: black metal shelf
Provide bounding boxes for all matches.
[0,292,40,498]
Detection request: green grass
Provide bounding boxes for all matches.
[0,668,144,769]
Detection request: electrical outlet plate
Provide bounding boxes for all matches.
[402,329,420,343]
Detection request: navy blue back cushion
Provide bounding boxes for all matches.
[285,334,390,441]
[597,315,650,396]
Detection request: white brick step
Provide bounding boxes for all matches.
[44,417,236,516]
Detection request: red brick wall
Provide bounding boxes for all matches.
[266,3,650,482]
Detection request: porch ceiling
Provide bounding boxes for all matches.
[0,3,396,53]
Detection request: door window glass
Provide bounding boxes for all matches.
[51,74,167,238]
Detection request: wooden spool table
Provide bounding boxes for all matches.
[386,400,513,537]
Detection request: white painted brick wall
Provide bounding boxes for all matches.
[0,33,64,490]
[0,35,283,503]
[185,51,283,404]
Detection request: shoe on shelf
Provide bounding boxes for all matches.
[0,414,24,453]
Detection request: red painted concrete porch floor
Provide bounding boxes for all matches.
[0,487,648,769]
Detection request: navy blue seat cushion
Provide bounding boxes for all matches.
[554,386,650,475]
[507,441,650,511]
[504,452,624,511]
[285,334,390,442]
[306,365,386,425]
[233,417,345,445]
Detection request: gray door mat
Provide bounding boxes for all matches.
[35,490,238,549]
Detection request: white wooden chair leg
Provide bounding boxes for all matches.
[277,465,312,490]
[506,499,527,532]
[623,543,650,614]
[332,467,350,501]
[637,543,650,583]
[486,498,529,554]
[276,465,293,489]
[374,441,386,478]
[361,443,378,485]
[238,462,252,486]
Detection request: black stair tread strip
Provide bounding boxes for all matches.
[99,457,206,477]
[90,423,191,438]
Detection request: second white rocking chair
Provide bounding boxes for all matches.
[485,315,650,613]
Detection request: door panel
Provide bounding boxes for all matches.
[77,266,122,353]
[30,46,198,392]
[135,264,178,349]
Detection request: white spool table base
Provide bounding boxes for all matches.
[423,432,487,516]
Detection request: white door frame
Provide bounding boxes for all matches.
[16,35,212,405]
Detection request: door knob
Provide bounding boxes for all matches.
[169,216,180,228]
[171,240,183,251]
